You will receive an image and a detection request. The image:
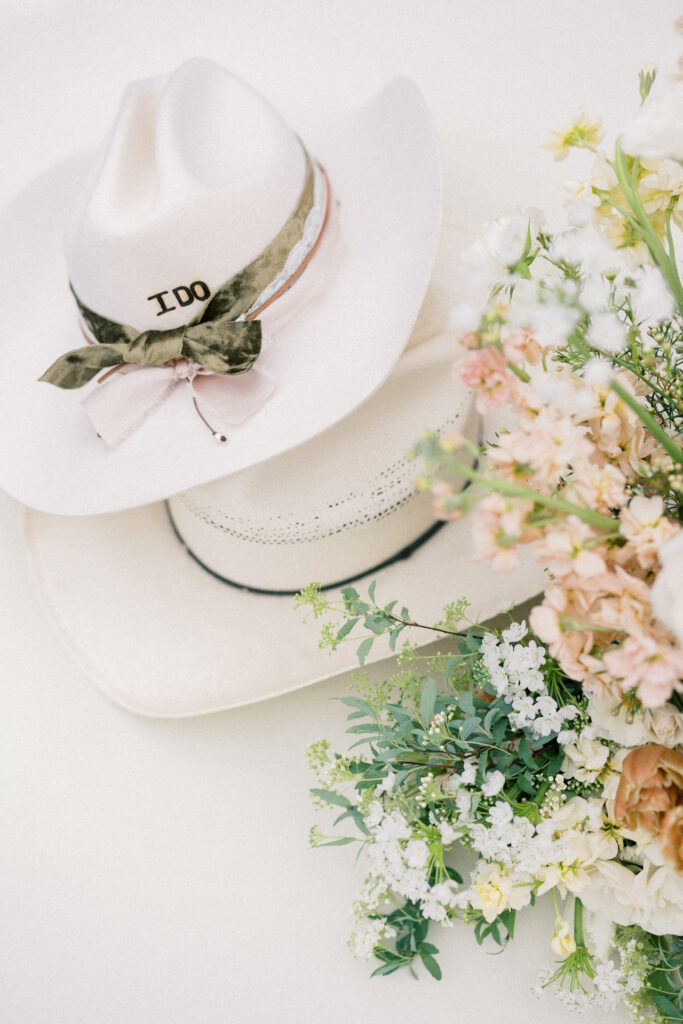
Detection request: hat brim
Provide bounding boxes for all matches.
[0,78,442,515]
[24,499,546,717]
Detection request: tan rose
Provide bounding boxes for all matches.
[661,806,683,872]
[614,744,683,837]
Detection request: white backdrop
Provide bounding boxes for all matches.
[0,2,681,1021]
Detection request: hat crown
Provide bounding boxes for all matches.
[65,58,306,332]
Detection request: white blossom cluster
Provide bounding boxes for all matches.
[480,624,582,740]
[533,958,629,1014]
[363,805,463,923]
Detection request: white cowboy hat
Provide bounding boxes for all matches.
[2,59,545,716]
[0,57,445,514]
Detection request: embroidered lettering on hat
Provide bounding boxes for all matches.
[148,281,211,316]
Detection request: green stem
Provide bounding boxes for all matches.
[443,455,615,531]
[610,379,683,466]
[573,897,586,948]
[507,359,531,384]
[613,140,683,312]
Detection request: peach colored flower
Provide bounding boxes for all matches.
[551,630,599,687]
[536,517,607,579]
[520,409,593,487]
[572,460,629,513]
[619,495,681,570]
[603,636,683,707]
[530,604,563,644]
[486,428,537,483]
[614,745,683,854]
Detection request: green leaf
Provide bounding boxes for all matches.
[499,909,516,939]
[458,691,476,716]
[442,656,461,687]
[357,637,374,666]
[419,951,442,980]
[459,717,481,741]
[315,836,356,847]
[420,678,437,725]
[518,737,537,770]
[371,961,404,977]
[310,788,352,809]
[335,617,360,642]
[368,580,377,604]
[340,696,373,712]
[651,992,681,1018]
[483,706,501,732]
[388,627,403,651]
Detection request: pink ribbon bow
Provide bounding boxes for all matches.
[82,359,274,447]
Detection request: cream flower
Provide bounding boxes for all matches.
[645,704,683,749]
[469,864,524,922]
[551,920,577,957]
[587,693,648,748]
[562,736,611,783]
[580,854,683,935]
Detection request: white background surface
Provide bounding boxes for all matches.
[1,2,681,1021]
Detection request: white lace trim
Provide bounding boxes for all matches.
[176,413,468,546]
[242,161,328,318]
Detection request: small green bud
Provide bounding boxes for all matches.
[639,64,657,102]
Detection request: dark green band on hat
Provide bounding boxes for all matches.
[40,147,316,389]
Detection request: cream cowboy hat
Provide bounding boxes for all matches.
[2,59,545,716]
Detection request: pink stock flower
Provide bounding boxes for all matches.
[500,325,542,365]
[471,494,535,571]
[457,348,514,413]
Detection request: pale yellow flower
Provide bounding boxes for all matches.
[544,111,604,162]
[638,158,683,215]
[471,865,512,922]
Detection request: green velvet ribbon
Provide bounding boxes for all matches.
[41,148,315,389]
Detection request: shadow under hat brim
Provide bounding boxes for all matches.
[24,498,546,718]
[0,78,442,515]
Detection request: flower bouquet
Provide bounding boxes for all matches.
[299,60,683,1022]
